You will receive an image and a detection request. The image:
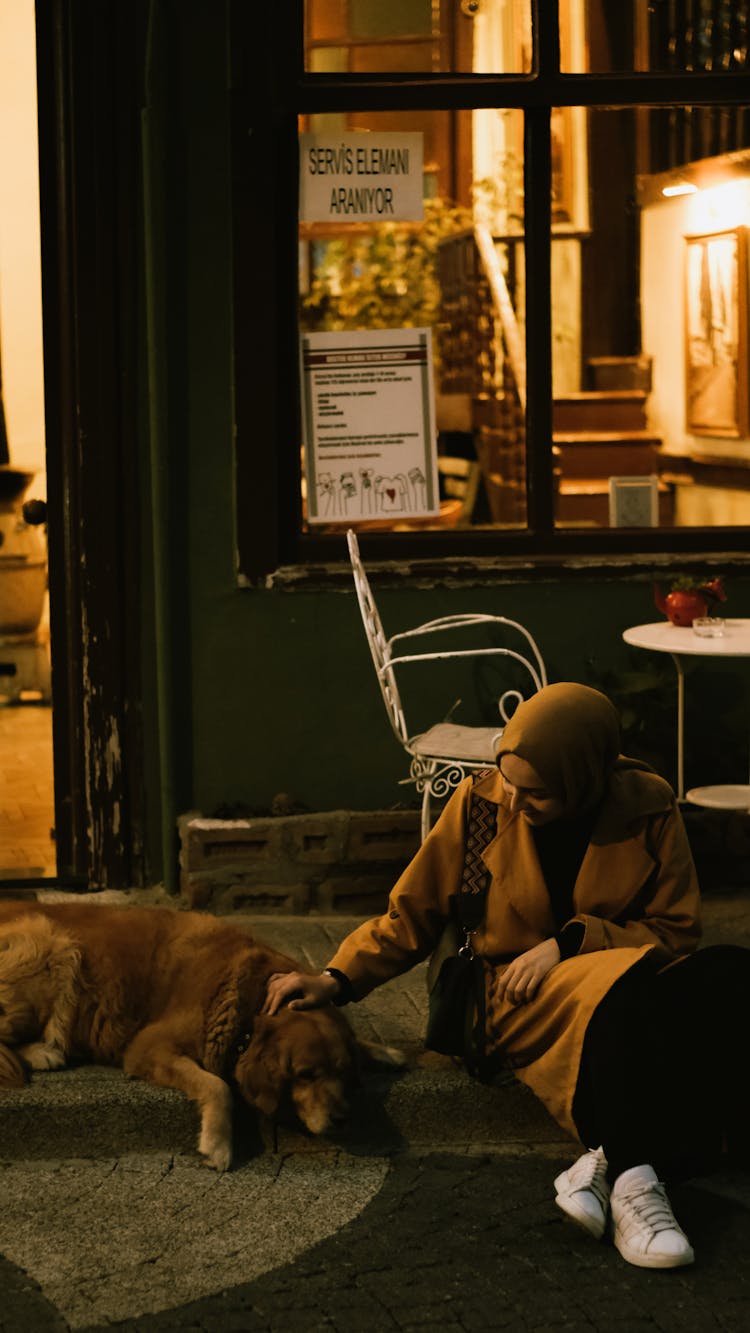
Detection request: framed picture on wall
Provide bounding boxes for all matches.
[684,226,749,438]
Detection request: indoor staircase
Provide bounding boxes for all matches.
[552,359,674,526]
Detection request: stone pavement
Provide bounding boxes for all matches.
[3,1148,750,1331]
[0,890,750,1330]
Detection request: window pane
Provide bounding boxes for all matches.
[553,105,750,532]
[304,0,531,74]
[562,1,750,74]
[307,0,348,43]
[298,109,527,533]
[467,0,532,73]
[309,47,349,74]
[351,42,435,74]
[350,0,431,40]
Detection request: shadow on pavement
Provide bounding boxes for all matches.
[82,1155,750,1333]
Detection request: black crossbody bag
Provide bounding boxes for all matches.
[424,780,498,1080]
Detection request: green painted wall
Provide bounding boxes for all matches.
[186,570,750,817]
[148,2,750,873]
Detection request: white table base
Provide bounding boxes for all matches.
[622,620,750,806]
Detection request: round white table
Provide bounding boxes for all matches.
[622,619,750,808]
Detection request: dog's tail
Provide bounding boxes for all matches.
[357,1038,409,1069]
[0,1041,27,1088]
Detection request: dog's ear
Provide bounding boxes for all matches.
[234,1016,286,1118]
[0,917,74,982]
[0,1041,27,1088]
[0,928,34,976]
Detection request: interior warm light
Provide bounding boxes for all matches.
[687,178,749,231]
[662,182,698,197]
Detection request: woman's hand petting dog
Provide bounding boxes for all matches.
[263,970,340,1014]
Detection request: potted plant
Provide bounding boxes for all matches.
[653,574,727,627]
[299,197,472,379]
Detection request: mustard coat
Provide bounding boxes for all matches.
[328,765,701,1140]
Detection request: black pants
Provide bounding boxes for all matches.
[572,945,750,1184]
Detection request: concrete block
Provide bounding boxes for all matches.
[181,874,311,915]
[284,813,348,865]
[345,812,419,863]
[215,881,311,915]
[316,874,392,915]
[181,818,284,870]
[178,809,421,915]
[180,874,214,910]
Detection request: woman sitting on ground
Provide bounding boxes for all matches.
[264,681,750,1270]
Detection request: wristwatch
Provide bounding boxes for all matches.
[323,967,353,1006]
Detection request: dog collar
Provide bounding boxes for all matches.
[228,1030,251,1072]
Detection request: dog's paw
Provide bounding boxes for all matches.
[198,1125,233,1172]
[18,1041,67,1072]
[198,1098,233,1171]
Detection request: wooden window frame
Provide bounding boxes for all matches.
[232,1,750,581]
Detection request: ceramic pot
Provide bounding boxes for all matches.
[0,466,46,635]
[653,582,708,627]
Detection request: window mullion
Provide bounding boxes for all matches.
[534,0,559,78]
[523,103,554,536]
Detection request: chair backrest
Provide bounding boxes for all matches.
[346,529,410,745]
[347,529,547,749]
[437,456,481,526]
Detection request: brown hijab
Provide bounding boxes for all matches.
[496,682,637,816]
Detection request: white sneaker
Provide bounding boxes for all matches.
[610,1167,695,1269]
[554,1147,610,1240]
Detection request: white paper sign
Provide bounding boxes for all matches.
[301,329,439,523]
[299,133,424,223]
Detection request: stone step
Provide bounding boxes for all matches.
[555,478,675,527]
[553,391,648,434]
[552,430,662,480]
[1,896,746,1163]
[0,1065,198,1159]
[0,1059,565,1163]
[585,355,653,393]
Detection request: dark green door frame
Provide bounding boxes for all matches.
[35,0,150,888]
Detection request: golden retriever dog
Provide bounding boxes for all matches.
[0,900,385,1170]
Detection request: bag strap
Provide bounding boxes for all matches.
[455,770,498,945]
[459,771,498,1082]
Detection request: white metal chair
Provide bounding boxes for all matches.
[347,529,548,840]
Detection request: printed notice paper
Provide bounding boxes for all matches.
[301,330,439,524]
[299,133,424,223]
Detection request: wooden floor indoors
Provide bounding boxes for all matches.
[0,703,56,879]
